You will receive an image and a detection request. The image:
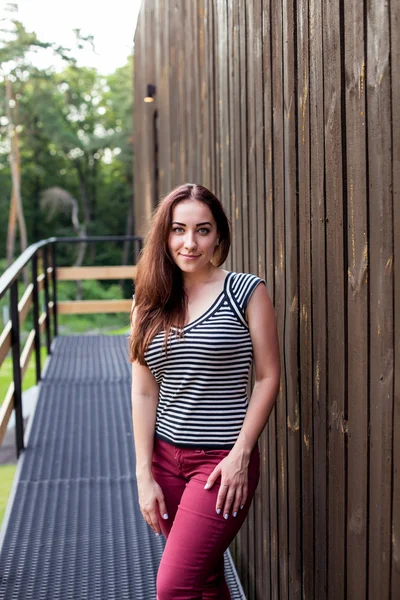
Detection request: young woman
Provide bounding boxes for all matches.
[129,183,280,600]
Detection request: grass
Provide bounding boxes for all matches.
[0,346,48,407]
[105,325,130,335]
[0,465,16,526]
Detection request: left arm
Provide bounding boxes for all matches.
[232,282,281,456]
[204,282,281,516]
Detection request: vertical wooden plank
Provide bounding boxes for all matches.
[185,2,194,183]
[186,0,195,183]
[297,1,314,598]
[245,6,257,597]
[323,0,346,596]
[309,0,328,597]
[146,0,157,209]
[193,1,203,182]
[252,3,265,597]
[271,0,289,597]
[216,0,231,268]
[133,9,140,231]
[174,0,182,185]
[262,0,276,597]
[235,2,249,594]
[390,0,400,594]
[178,0,186,183]
[232,0,243,274]
[282,0,302,596]
[239,0,249,275]
[157,0,171,196]
[134,3,154,236]
[227,0,236,275]
[367,2,394,597]
[254,0,265,281]
[245,0,258,282]
[343,2,369,598]
[169,1,177,187]
[200,0,211,188]
[211,0,220,199]
[209,0,216,194]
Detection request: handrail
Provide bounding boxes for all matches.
[0,235,142,458]
[0,235,142,300]
[0,239,50,301]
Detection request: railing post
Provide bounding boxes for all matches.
[10,281,24,457]
[32,252,42,383]
[51,241,58,337]
[43,245,52,355]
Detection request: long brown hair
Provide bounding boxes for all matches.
[129,183,231,364]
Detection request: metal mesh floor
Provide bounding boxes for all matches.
[0,335,245,599]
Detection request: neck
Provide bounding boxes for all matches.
[182,263,218,290]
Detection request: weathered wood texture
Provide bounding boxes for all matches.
[133,1,399,598]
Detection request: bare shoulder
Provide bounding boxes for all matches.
[246,281,275,324]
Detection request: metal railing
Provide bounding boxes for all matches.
[0,235,142,458]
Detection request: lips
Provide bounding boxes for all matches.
[180,254,200,259]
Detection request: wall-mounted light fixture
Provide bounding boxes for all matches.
[144,84,156,103]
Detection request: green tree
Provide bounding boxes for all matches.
[0,11,80,264]
[0,15,134,288]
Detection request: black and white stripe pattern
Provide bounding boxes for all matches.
[144,272,266,448]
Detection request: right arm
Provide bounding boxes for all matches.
[131,305,168,535]
[131,359,159,480]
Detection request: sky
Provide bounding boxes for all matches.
[0,0,143,74]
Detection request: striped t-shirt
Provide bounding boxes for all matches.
[143,271,266,449]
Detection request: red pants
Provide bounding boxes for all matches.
[151,437,260,600]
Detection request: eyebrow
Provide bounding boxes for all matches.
[172,221,213,227]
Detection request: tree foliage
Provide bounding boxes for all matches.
[0,18,134,271]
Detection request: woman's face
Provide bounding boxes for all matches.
[168,199,219,273]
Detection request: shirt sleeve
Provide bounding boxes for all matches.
[233,273,267,320]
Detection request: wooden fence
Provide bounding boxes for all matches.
[133,1,399,598]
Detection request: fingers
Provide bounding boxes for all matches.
[241,483,248,510]
[216,482,248,519]
[231,485,244,517]
[204,466,220,490]
[222,488,237,519]
[157,496,169,522]
[142,507,161,535]
[139,485,169,536]
[141,495,169,536]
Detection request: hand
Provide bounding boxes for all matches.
[137,472,169,535]
[204,448,250,518]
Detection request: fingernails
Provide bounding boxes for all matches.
[216,508,221,514]
[233,512,238,517]
[155,532,160,537]
[224,513,229,520]
[240,505,244,510]
[204,483,210,490]
[163,513,169,520]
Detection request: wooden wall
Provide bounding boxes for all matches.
[133,1,399,598]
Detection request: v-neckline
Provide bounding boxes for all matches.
[180,271,232,331]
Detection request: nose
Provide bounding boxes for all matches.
[184,232,197,251]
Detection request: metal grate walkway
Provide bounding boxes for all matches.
[0,335,245,599]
